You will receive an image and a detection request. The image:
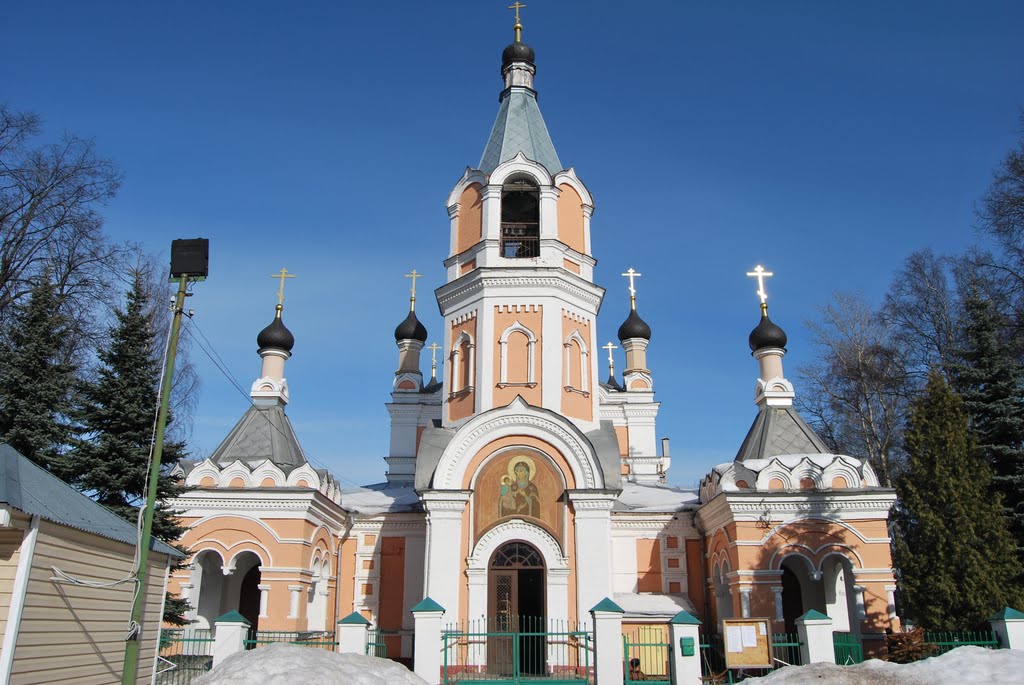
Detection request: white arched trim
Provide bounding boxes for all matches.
[562,329,590,394]
[770,543,865,573]
[286,463,320,488]
[225,546,268,574]
[446,167,490,208]
[465,519,570,627]
[552,168,594,207]
[450,331,476,394]
[489,152,554,188]
[757,516,877,547]
[432,396,604,490]
[498,321,537,386]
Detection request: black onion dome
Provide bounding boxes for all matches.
[257,310,295,352]
[502,41,535,67]
[748,313,788,351]
[617,309,652,341]
[394,310,428,342]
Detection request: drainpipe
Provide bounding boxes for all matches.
[0,515,40,682]
[334,514,354,627]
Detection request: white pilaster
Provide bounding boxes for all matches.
[772,586,784,622]
[568,492,616,613]
[422,491,471,619]
[739,587,752,618]
[258,584,270,618]
[288,585,301,619]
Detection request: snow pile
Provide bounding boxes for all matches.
[744,646,1024,684]
[194,643,429,685]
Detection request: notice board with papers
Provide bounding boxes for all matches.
[722,618,773,669]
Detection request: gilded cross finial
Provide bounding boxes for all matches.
[405,269,422,312]
[427,342,442,379]
[621,267,642,310]
[270,268,296,308]
[602,341,618,375]
[746,264,774,313]
[508,2,526,41]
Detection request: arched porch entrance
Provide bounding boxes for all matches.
[779,554,858,635]
[488,541,546,676]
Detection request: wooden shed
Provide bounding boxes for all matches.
[0,444,181,684]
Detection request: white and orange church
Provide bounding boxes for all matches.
[166,16,900,666]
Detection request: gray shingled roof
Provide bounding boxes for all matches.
[734,406,830,462]
[210,403,306,471]
[479,89,562,175]
[0,443,181,557]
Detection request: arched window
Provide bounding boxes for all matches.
[450,332,475,394]
[501,176,540,258]
[563,330,589,394]
[499,322,537,386]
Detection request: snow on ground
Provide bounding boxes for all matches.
[194,643,429,685]
[744,646,1024,685]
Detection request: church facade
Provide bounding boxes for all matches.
[166,20,900,667]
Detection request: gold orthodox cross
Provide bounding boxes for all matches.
[270,268,296,306]
[602,341,618,374]
[746,264,774,307]
[621,267,642,309]
[508,2,526,24]
[405,269,422,310]
[427,342,442,377]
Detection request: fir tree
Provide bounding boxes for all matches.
[65,272,188,539]
[952,292,1024,555]
[892,370,1022,630]
[0,277,76,469]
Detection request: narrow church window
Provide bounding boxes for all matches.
[563,330,589,394]
[498,322,536,386]
[450,332,475,395]
[500,176,540,258]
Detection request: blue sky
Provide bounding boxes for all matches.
[4,2,1022,489]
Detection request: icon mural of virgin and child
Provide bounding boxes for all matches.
[498,456,541,519]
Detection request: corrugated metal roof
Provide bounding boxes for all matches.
[734,406,830,462]
[0,443,181,557]
[479,89,562,174]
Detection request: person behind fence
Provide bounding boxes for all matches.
[629,657,647,681]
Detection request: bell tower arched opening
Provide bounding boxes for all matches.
[500,176,540,258]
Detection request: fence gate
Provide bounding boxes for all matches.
[442,615,593,684]
[623,625,670,685]
[833,631,864,665]
[156,628,215,685]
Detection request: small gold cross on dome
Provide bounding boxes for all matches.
[270,268,296,306]
[746,264,774,306]
[621,267,642,308]
[602,341,618,368]
[427,342,442,366]
[508,1,526,24]
[404,269,422,297]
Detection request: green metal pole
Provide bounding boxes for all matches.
[121,275,190,685]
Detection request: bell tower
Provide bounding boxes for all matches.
[435,17,603,432]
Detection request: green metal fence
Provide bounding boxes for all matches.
[441,615,593,684]
[832,631,864,665]
[924,630,1000,655]
[243,629,337,651]
[367,627,388,658]
[623,625,670,685]
[699,631,803,683]
[156,628,215,685]
[771,632,802,668]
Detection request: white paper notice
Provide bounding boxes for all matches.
[757,622,766,636]
[741,625,758,648]
[726,626,743,652]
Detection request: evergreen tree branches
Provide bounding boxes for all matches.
[61,271,188,543]
[892,371,1022,630]
[952,292,1024,555]
[0,276,76,469]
